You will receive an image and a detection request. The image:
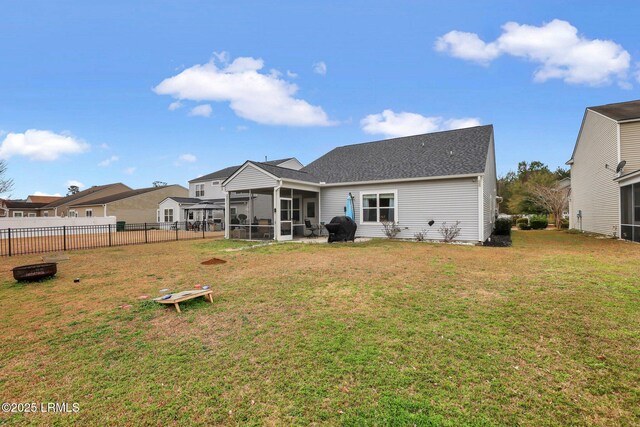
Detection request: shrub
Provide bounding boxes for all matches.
[494,217,512,235]
[438,221,462,243]
[559,219,569,229]
[530,215,549,230]
[516,218,529,230]
[381,220,401,239]
[414,229,429,241]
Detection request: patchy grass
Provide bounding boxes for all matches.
[0,231,638,426]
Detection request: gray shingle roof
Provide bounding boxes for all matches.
[189,158,296,183]
[302,125,493,184]
[44,183,131,208]
[589,100,640,121]
[3,200,48,209]
[70,185,183,206]
[250,162,320,183]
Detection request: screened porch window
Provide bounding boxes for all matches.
[361,192,396,223]
[621,183,640,242]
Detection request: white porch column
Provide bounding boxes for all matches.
[274,187,280,241]
[224,191,230,239]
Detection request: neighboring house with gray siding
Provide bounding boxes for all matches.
[567,99,640,241]
[220,125,498,242]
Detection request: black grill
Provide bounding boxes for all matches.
[324,216,357,243]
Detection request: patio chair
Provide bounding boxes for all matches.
[305,219,320,237]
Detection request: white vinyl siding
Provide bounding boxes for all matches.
[620,121,640,173]
[224,164,278,192]
[482,135,498,241]
[570,110,620,236]
[321,178,480,241]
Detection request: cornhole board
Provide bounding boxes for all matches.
[154,289,213,313]
[42,253,70,263]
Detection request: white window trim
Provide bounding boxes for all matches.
[156,209,160,222]
[359,190,398,225]
[13,211,23,217]
[27,212,37,217]
[85,209,93,217]
[69,210,78,218]
[43,211,49,217]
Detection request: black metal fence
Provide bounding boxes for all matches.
[0,221,220,257]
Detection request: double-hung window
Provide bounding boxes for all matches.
[195,184,205,197]
[361,191,397,223]
[164,208,174,223]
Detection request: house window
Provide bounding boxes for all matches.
[361,191,397,223]
[43,211,49,217]
[28,212,36,217]
[157,209,160,222]
[211,180,219,186]
[13,212,23,218]
[69,210,78,218]
[164,208,174,223]
[229,207,237,219]
[306,201,316,218]
[85,209,93,217]
[195,183,205,197]
[188,211,194,220]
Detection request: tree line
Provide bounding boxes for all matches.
[498,161,570,228]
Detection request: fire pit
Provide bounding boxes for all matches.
[12,263,57,282]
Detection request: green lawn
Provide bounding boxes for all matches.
[0,231,638,426]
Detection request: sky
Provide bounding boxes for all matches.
[1,1,639,198]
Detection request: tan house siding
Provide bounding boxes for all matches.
[77,185,188,223]
[569,110,619,236]
[55,183,131,217]
[620,121,640,173]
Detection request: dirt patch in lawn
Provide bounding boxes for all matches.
[201,257,227,265]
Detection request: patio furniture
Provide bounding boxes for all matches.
[154,289,213,313]
[305,219,320,237]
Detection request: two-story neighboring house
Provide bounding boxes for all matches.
[158,158,303,226]
[567,99,640,241]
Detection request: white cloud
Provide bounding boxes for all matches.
[0,129,90,161]
[154,53,333,126]
[189,104,212,117]
[98,155,119,167]
[66,180,85,189]
[286,70,298,78]
[178,153,197,163]
[33,191,62,197]
[435,19,631,86]
[168,101,183,111]
[361,109,481,138]
[313,61,327,76]
[236,125,248,132]
[123,167,136,175]
[99,143,110,150]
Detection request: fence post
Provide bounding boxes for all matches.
[144,223,148,243]
[63,226,67,251]
[8,228,11,257]
[108,224,112,247]
[175,222,179,241]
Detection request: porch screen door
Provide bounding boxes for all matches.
[280,198,293,240]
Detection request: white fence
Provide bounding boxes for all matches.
[0,216,117,230]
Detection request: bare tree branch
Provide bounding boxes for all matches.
[527,183,569,229]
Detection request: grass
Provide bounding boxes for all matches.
[0,231,638,426]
